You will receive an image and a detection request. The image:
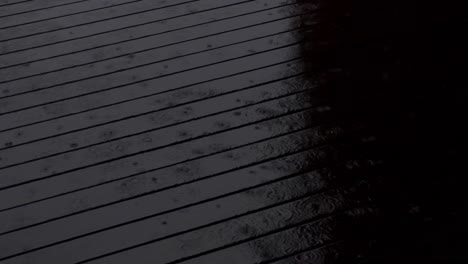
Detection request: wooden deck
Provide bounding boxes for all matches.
[0,0,378,263]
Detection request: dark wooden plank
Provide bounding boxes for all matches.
[0,0,96,17]
[0,105,335,211]
[0,109,342,209]
[0,0,142,29]
[1,0,201,41]
[82,200,343,264]
[171,217,339,264]
[0,0,294,67]
[0,15,301,102]
[0,144,338,239]
[0,0,31,8]
[265,243,345,264]
[0,0,275,52]
[0,61,305,153]
[0,168,339,262]
[0,88,316,184]
[0,74,316,168]
[0,5,303,82]
[0,28,302,114]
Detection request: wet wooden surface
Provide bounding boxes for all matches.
[0,1,378,263]
[3,0,465,263]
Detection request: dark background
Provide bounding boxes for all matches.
[301,0,467,262]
